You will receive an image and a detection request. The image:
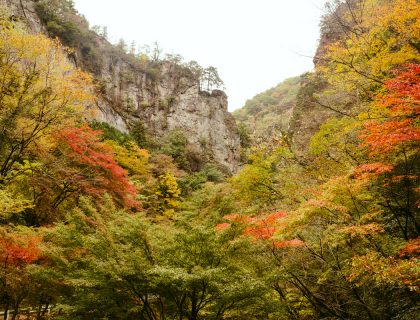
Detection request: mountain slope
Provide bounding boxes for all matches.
[233,76,300,143]
[7,0,240,173]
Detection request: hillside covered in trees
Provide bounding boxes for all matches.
[233,76,300,144]
[0,0,419,319]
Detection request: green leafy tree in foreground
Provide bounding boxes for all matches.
[43,197,269,319]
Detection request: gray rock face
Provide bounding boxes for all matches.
[2,0,43,32]
[5,0,241,173]
[96,57,241,173]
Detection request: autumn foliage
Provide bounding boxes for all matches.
[56,125,139,209]
[0,0,419,318]
[400,237,420,258]
[361,64,420,156]
[217,211,304,248]
[0,235,41,267]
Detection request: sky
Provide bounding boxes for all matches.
[73,0,327,111]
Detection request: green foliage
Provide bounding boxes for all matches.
[90,121,131,145]
[237,77,300,117]
[230,143,308,210]
[199,66,225,92]
[0,187,33,222]
[1,1,419,319]
[40,197,267,319]
[178,171,210,196]
[287,72,331,151]
[237,122,252,149]
[234,77,300,143]
[178,164,225,195]
[159,128,208,172]
[160,128,188,157]
[35,0,81,46]
[309,116,365,177]
[129,120,149,148]
[34,0,102,74]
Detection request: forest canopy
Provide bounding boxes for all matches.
[0,0,419,319]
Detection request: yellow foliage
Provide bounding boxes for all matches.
[0,26,96,179]
[0,187,33,219]
[155,172,181,216]
[230,144,310,211]
[105,140,150,178]
[0,28,95,115]
[320,0,420,92]
[349,251,420,292]
[310,117,365,177]
[293,173,378,232]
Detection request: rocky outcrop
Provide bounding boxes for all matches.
[287,73,332,153]
[96,57,241,172]
[4,0,241,173]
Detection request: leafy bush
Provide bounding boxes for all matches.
[130,120,149,148]
[160,128,190,170]
[90,121,131,145]
[179,164,225,195]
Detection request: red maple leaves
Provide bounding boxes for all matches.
[56,125,139,209]
[399,237,420,258]
[361,64,420,156]
[0,235,41,267]
[355,162,394,179]
[217,211,304,249]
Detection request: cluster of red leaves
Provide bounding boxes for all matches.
[274,239,305,248]
[216,211,304,248]
[245,211,287,240]
[363,120,420,155]
[0,236,41,267]
[400,237,420,258]
[361,64,420,155]
[385,64,420,115]
[57,125,139,209]
[215,222,232,231]
[355,162,394,179]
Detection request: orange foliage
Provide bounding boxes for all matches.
[361,64,420,156]
[0,235,41,267]
[217,211,304,249]
[385,64,420,115]
[245,225,276,240]
[400,237,420,258]
[355,162,394,179]
[215,223,231,231]
[363,120,420,155]
[245,211,287,240]
[223,213,253,224]
[274,239,304,249]
[57,125,139,209]
[338,223,385,238]
[349,252,419,292]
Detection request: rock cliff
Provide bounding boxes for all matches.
[3,0,240,173]
[94,58,240,173]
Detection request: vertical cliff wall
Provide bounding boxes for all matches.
[3,0,241,173]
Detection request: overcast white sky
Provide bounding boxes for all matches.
[74,0,326,111]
